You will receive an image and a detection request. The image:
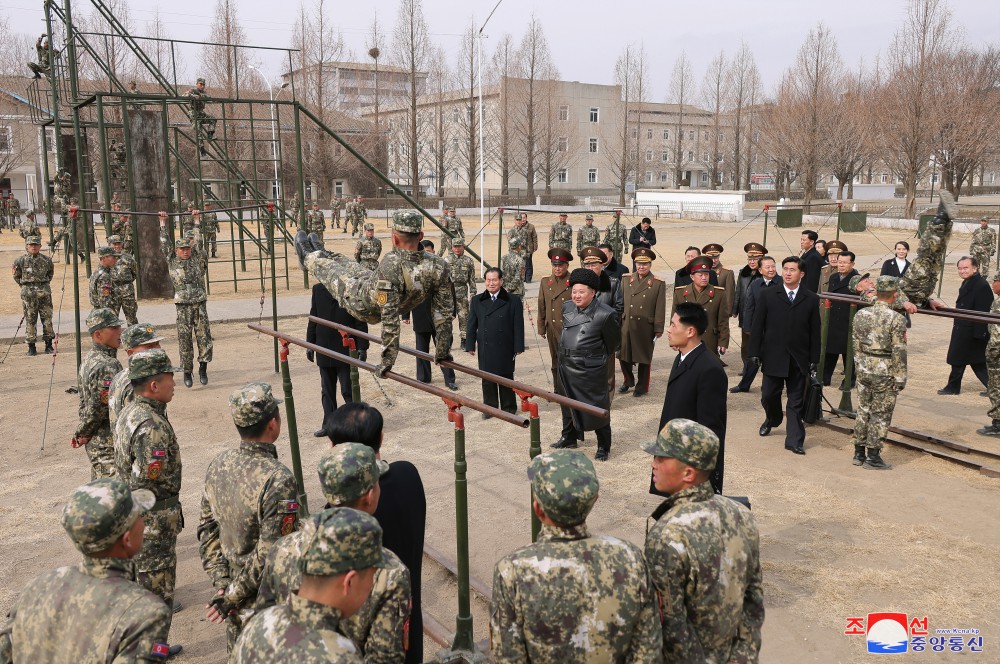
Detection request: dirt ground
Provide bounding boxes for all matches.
[2,218,999,663]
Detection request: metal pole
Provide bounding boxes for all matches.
[293,106,309,288]
[278,340,309,516]
[835,202,843,242]
[95,95,112,236]
[70,206,81,368]
[762,205,769,249]
[497,209,504,268]
[269,203,279,373]
[514,391,542,542]
[448,402,476,654]
[816,298,830,385]
[477,29,485,277]
[838,303,856,413]
[349,349,361,402]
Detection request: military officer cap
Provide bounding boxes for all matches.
[174,237,192,249]
[875,275,899,292]
[547,247,572,264]
[86,308,124,333]
[631,247,655,263]
[128,348,181,380]
[300,508,389,576]
[702,243,724,256]
[318,443,379,506]
[826,240,848,255]
[196,77,206,84]
[642,418,719,471]
[569,267,600,291]
[62,478,155,555]
[744,242,766,256]
[25,235,42,246]
[687,256,714,273]
[849,273,872,292]
[579,246,605,265]
[122,323,164,349]
[230,382,280,427]
[363,222,374,231]
[108,235,123,244]
[527,450,599,526]
[392,209,423,233]
[97,246,119,258]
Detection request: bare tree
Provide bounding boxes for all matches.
[454,21,479,202]
[201,0,252,97]
[426,45,450,195]
[391,0,430,197]
[77,0,140,84]
[143,9,184,86]
[0,16,37,79]
[827,65,874,199]
[604,43,648,204]
[510,16,552,199]
[537,69,578,196]
[701,50,729,190]
[668,51,694,186]
[725,42,761,190]
[488,33,516,196]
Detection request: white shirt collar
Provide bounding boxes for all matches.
[784,284,797,298]
[679,342,703,363]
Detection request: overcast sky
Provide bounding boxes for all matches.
[4,0,998,96]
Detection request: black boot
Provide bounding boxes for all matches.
[863,448,892,470]
[199,362,208,385]
[852,445,866,466]
[976,420,1000,436]
[44,340,54,354]
[26,342,37,357]
[183,372,193,388]
[595,427,612,461]
[931,190,957,226]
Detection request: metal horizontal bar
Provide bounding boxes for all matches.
[819,291,1000,324]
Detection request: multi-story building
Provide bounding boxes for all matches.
[282,61,427,116]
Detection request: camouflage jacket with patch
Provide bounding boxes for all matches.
[307,210,326,234]
[113,252,138,291]
[576,224,601,252]
[160,226,207,304]
[446,253,477,297]
[115,396,182,500]
[76,343,122,439]
[231,594,361,664]
[89,265,120,310]
[548,221,573,251]
[971,227,996,255]
[355,237,383,265]
[852,300,907,386]
[12,252,54,286]
[987,296,1000,359]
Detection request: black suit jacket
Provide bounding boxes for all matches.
[880,258,911,278]
[748,284,821,377]
[465,288,525,375]
[306,284,369,368]
[825,269,858,354]
[947,273,993,365]
[800,248,824,292]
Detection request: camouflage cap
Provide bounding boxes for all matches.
[392,210,423,233]
[25,235,42,245]
[108,235,123,244]
[585,214,594,221]
[174,237,191,249]
[875,275,899,292]
[508,235,525,249]
[97,246,119,258]
[452,239,465,248]
[300,507,389,576]
[849,272,872,292]
[642,418,719,471]
[196,77,206,85]
[317,443,379,506]
[61,478,155,555]
[230,382,280,427]
[363,222,374,231]
[527,450,599,526]
[121,323,164,350]
[86,307,124,333]
[128,348,181,380]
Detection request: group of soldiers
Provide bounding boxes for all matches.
[0,193,23,231]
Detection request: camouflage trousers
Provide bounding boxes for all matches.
[20,284,54,343]
[454,290,470,342]
[972,250,992,280]
[351,216,362,236]
[226,606,255,652]
[305,251,380,324]
[85,430,116,480]
[136,503,182,628]
[119,287,139,326]
[853,375,898,450]
[176,301,213,371]
[204,231,218,256]
[332,208,341,228]
[988,349,1000,421]
[900,221,952,307]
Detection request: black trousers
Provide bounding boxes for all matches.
[482,372,517,413]
[320,364,352,430]
[414,331,456,385]
[620,361,651,394]
[560,415,612,452]
[761,362,807,450]
[945,363,989,392]
[823,353,855,387]
[524,254,534,283]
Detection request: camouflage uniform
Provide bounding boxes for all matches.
[446,247,477,344]
[198,383,300,650]
[643,419,764,664]
[12,241,55,345]
[0,479,172,663]
[500,245,525,297]
[307,208,326,249]
[232,508,388,664]
[302,210,455,376]
[852,285,907,457]
[202,209,219,257]
[110,140,128,181]
[983,296,1000,431]
[350,199,367,236]
[89,250,122,314]
[109,324,165,430]
[188,80,216,138]
[18,215,39,240]
[160,225,213,372]
[112,243,139,326]
[900,193,955,307]
[27,34,52,79]
[288,193,301,228]
[114,349,184,621]
[576,221,601,256]
[344,200,356,233]
[603,217,628,263]
[53,170,72,214]
[76,309,124,480]
[437,212,465,256]
[507,223,529,255]
[970,224,996,280]
[330,196,343,228]
[355,228,383,271]
[112,214,133,253]
[548,219,573,252]
[490,451,661,663]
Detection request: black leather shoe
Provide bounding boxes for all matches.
[617,383,633,394]
[199,362,208,385]
[758,420,771,436]
[551,436,579,449]
[633,389,647,397]
[314,429,327,438]
[787,446,806,455]
[183,372,193,388]
[172,600,183,613]
[937,388,959,395]
[446,382,459,391]
[595,449,609,461]
[730,386,749,393]
[168,644,183,657]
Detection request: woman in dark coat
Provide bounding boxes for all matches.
[551,268,621,461]
[880,241,911,277]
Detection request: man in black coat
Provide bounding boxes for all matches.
[653,302,728,495]
[933,255,994,394]
[748,256,821,454]
[327,403,426,664]
[799,230,824,292]
[731,255,778,393]
[627,217,656,269]
[306,283,369,436]
[731,242,765,382]
[675,245,719,287]
[823,251,859,387]
[404,240,458,389]
[465,266,525,414]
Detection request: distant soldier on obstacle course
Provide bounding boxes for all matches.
[27,33,53,79]
[354,223,382,271]
[188,77,216,155]
[899,191,957,308]
[202,201,219,257]
[970,217,996,280]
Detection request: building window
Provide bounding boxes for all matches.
[388,144,395,157]
[453,108,460,122]
[703,152,710,162]
[45,127,57,152]
[589,138,598,153]
[645,150,653,162]
[663,129,669,140]
[644,171,652,183]
[558,137,568,152]
[335,181,344,196]
[453,138,459,150]
[719,132,725,141]
[661,151,669,162]
[631,127,637,139]
[588,168,598,183]
[701,173,709,183]
[558,168,568,183]
[559,105,569,121]
[589,107,599,123]
[646,128,653,139]
[453,169,460,183]
[687,151,694,161]
[660,172,669,183]
[0,126,11,153]
[688,130,694,140]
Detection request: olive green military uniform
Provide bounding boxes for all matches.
[619,256,667,395]
[160,225,213,373]
[446,247,477,345]
[76,310,124,479]
[537,252,572,385]
[671,282,729,358]
[12,240,54,346]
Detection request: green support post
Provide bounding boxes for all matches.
[293,107,309,289]
[497,209,504,269]
[515,391,542,542]
[268,203,279,373]
[613,210,623,263]
[835,202,843,241]
[94,95,113,236]
[838,304,856,413]
[278,340,309,517]
[349,349,362,402]
[762,206,769,249]
[816,298,830,385]
[70,207,81,369]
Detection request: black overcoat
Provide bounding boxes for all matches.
[557,298,620,430]
[464,288,524,375]
[947,273,993,366]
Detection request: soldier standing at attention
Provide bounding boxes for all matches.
[89,246,122,314]
[354,222,383,270]
[344,197,356,234]
[977,277,1000,436]
[549,212,573,253]
[672,256,729,360]
[438,207,465,256]
[537,248,573,387]
[500,236,526,298]
[0,479,173,662]
[288,192,300,228]
[575,214,601,262]
[256,444,411,662]
[618,247,666,397]
[644,419,764,664]
[603,213,628,264]
[306,201,326,250]
[506,213,529,256]
[202,201,219,257]
[109,323,164,429]
[232,508,386,664]
[351,196,367,237]
[12,234,54,355]
[74,308,124,479]
[108,235,139,326]
[330,194,343,229]
[851,276,907,470]
[447,240,477,348]
[490,450,661,662]
[970,217,996,280]
[703,243,736,315]
[199,382,301,651]
[522,213,539,283]
[114,349,185,656]
[159,210,212,387]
